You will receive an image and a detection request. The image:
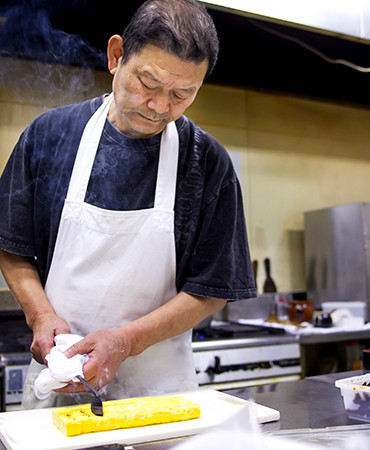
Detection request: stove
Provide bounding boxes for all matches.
[0,311,33,411]
[192,322,301,390]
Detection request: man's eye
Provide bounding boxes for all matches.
[173,92,185,101]
[140,79,155,90]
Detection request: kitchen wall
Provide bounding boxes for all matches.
[187,85,370,294]
[1,57,370,293]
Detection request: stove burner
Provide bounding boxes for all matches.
[192,322,285,342]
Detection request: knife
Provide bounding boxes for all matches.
[76,375,103,416]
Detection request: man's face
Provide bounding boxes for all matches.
[107,37,208,138]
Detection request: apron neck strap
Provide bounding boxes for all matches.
[154,120,179,210]
[67,94,113,202]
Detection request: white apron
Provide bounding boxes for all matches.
[23,94,197,409]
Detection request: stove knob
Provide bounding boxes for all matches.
[259,361,272,369]
[206,356,222,375]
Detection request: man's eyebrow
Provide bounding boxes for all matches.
[141,70,162,83]
[177,85,197,94]
[140,70,197,94]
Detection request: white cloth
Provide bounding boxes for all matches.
[34,334,88,400]
[23,93,197,408]
[237,318,370,335]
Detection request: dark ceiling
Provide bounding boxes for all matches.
[1,0,370,107]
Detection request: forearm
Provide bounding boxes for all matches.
[123,291,226,356]
[0,249,53,328]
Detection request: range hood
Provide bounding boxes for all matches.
[202,0,370,43]
[1,1,369,106]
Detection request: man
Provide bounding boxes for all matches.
[0,0,256,408]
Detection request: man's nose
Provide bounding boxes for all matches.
[147,92,170,115]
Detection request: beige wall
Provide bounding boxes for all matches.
[187,85,370,293]
[1,57,370,294]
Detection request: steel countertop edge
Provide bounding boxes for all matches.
[192,325,370,350]
[192,334,299,351]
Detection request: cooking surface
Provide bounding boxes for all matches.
[192,322,285,342]
[0,390,279,450]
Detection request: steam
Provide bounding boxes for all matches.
[0,1,109,106]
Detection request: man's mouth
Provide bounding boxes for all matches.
[138,113,166,123]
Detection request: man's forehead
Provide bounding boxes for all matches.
[129,44,208,78]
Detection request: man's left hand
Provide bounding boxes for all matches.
[58,328,131,393]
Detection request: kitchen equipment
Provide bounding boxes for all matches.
[263,258,277,293]
[0,353,32,411]
[322,301,366,325]
[287,298,314,324]
[0,389,280,450]
[0,293,33,411]
[277,296,288,321]
[192,322,301,389]
[314,312,333,328]
[304,202,370,310]
[76,375,103,416]
[335,373,370,422]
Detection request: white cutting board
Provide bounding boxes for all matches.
[0,389,279,450]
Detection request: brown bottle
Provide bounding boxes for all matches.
[287,298,314,324]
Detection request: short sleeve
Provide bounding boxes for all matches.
[182,179,256,301]
[0,128,35,256]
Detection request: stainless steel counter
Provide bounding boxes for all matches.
[192,326,370,347]
[128,370,370,449]
[299,328,370,345]
[2,371,365,450]
[192,334,298,351]
[228,371,362,431]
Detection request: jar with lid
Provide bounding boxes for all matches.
[287,298,314,324]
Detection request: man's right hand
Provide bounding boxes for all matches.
[30,311,70,364]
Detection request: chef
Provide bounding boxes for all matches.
[0,0,256,408]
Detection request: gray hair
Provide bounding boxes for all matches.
[121,0,219,79]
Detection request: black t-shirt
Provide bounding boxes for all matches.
[0,96,256,301]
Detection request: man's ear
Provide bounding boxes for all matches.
[107,35,124,75]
